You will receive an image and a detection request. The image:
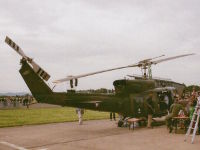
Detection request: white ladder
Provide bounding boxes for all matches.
[184,100,200,144]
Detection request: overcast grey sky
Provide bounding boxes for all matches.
[0,0,199,93]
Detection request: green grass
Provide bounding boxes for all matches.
[0,107,110,128]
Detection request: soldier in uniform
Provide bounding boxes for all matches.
[110,112,116,121]
[165,99,186,133]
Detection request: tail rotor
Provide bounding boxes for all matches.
[5,36,50,81]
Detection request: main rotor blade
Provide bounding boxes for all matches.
[53,53,195,84]
[149,54,165,61]
[138,55,165,64]
[53,63,139,83]
[152,53,195,65]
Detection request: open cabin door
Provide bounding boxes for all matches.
[156,90,173,116]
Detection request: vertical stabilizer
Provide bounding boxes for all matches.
[19,59,52,100]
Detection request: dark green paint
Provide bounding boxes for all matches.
[19,59,185,118]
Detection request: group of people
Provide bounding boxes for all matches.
[0,95,33,108]
[166,88,200,133]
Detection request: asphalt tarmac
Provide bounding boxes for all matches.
[0,119,199,150]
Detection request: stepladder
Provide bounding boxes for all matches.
[184,99,200,144]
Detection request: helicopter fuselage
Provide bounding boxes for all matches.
[20,59,184,118]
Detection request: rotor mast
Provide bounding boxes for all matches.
[140,55,165,79]
[141,65,147,79]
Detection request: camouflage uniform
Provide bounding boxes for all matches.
[165,103,186,132]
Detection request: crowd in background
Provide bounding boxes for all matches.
[0,95,34,109]
[166,87,200,133]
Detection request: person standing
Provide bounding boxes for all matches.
[13,97,17,107]
[189,98,196,121]
[146,92,155,128]
[164,94,169,109]
[110,112,116,121]
[165,99,186,133]
[76,108,84,125]
[197,91,200,102]
[23,95,29,108]
[189,92,198,121]
[3,98,6,107]
[192,87,197,97]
